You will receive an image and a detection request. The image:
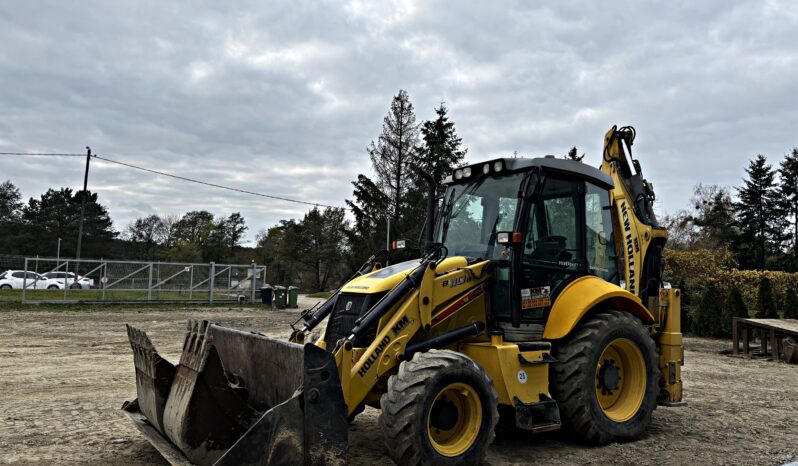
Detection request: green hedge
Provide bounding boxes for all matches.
[664,248,797,335]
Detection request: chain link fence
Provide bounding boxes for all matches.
[0,257,266,304]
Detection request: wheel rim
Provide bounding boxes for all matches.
[595,338,646,422]
[427,382,482,457]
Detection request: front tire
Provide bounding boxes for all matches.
[47,285,59,290]
[0,284,11,290]
[551,310,660,444]
[379,349,499,465]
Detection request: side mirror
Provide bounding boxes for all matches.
[496,231,522,246]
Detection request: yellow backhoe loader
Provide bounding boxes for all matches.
[122,125,684,465]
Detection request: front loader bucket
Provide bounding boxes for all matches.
[122,320,347,466]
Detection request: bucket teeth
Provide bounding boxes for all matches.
[126,324,176,435]
[127,324,162,378]
[179,319,214,373]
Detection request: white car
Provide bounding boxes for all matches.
[0,270,51,289]
[41,271,94,290]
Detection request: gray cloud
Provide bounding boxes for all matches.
[2,0,797,244]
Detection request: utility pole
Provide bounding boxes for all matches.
[56,237,61,264]
[74,146,92,282]
[386,217,391,251]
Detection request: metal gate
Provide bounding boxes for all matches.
[20,257,267,304]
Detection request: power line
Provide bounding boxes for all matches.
[92,155,348,210]
[0,152,85,157]
[5,149,351,211]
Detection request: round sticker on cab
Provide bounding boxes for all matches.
[517,369,528,384]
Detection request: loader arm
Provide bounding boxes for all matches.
[330,255,493,415]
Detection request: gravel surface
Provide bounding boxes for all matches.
[1,304,796,465]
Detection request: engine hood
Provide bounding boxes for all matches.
[340,257,471,294]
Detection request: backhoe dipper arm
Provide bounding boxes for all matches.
[600,125,683,405]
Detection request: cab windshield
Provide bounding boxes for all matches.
[436,172,525,260]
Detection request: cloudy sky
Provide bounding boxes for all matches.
[2,0,797,244]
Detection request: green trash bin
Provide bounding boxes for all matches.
[273,286,287,309]
[287,286,299,308]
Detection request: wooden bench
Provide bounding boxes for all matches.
[732,317,798,360]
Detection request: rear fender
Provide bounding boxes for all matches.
[543,276,654,340]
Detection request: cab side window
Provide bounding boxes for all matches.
[524,178,583,271]
[585,184,618,284]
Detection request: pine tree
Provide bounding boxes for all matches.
[692,284,723,337]
[403,103,468,244]
[755,276,778,318]
[721,286,748,336]
[416,103,467,195]
[779,148,798,270]
[18,188,116,259]
[345,174,391,267]
[735,155,784,269]
[783,287,798,319]
[690,185,739,250]
[564,147,585,162]
[367,90,420,229]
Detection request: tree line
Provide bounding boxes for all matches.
[664,149,798,336]
[0,181,251,264]
[665,150,798,271]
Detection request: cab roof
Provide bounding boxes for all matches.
[443,156,613,190]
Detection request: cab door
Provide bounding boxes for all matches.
[510,178,619,326]
[515,177,585,324]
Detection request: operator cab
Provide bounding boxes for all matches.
[436,156,618,340]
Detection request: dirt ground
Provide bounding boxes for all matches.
[1,302,797,466]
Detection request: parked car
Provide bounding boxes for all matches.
[41,271,94,289]
[0,270,51,289]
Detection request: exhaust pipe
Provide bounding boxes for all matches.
[417,168,437,254]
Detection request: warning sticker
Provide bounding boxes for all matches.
[521,286,551,309]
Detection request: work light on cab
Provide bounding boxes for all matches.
[496,231,522,245]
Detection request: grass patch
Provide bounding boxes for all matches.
[0,288,257,308]
[306,291,333,299]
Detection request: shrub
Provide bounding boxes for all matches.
[784,288,798,319]
[665,249,798,307]
[692,283,723,337]
[755,277,778,318]
[679,279,692,333]
[721,286,748,336]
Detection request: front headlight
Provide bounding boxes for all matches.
[493,160,503,172]
[463,167,472,177]
[454,169,463,180]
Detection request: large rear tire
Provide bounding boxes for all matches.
[551,310,659,444]
[379,349,499,465]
